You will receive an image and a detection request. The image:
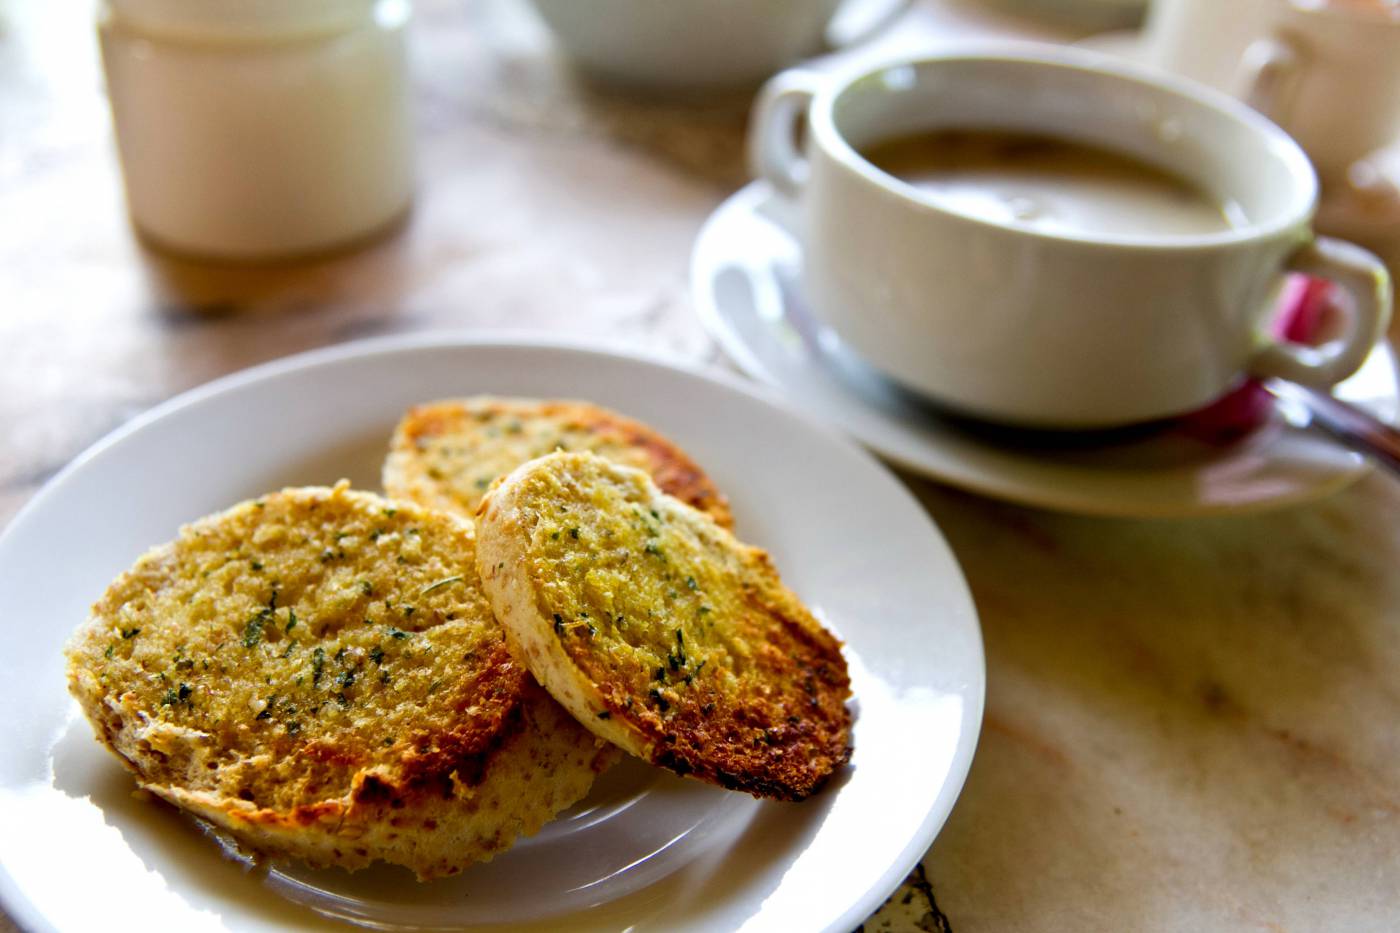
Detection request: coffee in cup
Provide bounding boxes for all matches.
[861,129,1240,238]
[748,47,1392,428]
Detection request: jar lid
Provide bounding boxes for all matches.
[105,0,384,41]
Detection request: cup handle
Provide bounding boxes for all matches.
[1234,35,1303,124]
[1249,237,1393,388]
[748,70,822,199]
[824,0,910,51]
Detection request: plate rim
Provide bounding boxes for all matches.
[0,332,986,933]
[691,180,1394,519]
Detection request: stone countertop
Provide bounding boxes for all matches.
[3,1,1400,931]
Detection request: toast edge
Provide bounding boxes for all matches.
[475,474,655,763]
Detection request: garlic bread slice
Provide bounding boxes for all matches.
[384,396,733,528]
[476,452,852,801]
[65,483,615,879]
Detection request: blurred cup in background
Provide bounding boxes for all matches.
[1141,0,1400,185]
[524,0,909,91]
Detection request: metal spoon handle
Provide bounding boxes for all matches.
[1266,378,1400,475]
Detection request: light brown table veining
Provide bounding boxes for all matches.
[4,2,1400,931]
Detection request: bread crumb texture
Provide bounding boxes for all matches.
[384,397,732,528]
[65,483,614,879]
[477,452,852,801]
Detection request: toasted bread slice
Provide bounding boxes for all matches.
[383,397,732,528]
[476,452,852,801]
[65,483,615,879]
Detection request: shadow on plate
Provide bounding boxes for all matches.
[49,711,347,930]
[47,694,838,930]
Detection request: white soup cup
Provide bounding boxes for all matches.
[748,47,1392,428]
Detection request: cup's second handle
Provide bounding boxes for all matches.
[1235,35,1303,125]
[824,0,910,51]
[748,70,821,199]
[1249,238,1393,388]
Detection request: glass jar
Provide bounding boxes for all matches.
[98,0,414,260]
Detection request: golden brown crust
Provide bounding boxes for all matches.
[476,452,852,802]
[64,483,615,878]
[383,397,733,528]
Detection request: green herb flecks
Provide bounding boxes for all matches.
[667,629,687,672]
[162,683,192,706]
[120,627,141,640]
[242,612,268,648]
[312,646,326,686]
[419,575,464,597]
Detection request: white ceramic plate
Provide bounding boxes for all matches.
[0,336,984,933]
[692,182,1400,518]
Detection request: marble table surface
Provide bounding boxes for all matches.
[4,1,1400,931]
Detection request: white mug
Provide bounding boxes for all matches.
[748,47,1393,428]
[525,0,908,91]
[1142,0,1400,184]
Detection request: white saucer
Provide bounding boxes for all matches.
[691,182,1400,518]
[0,335,983,932]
